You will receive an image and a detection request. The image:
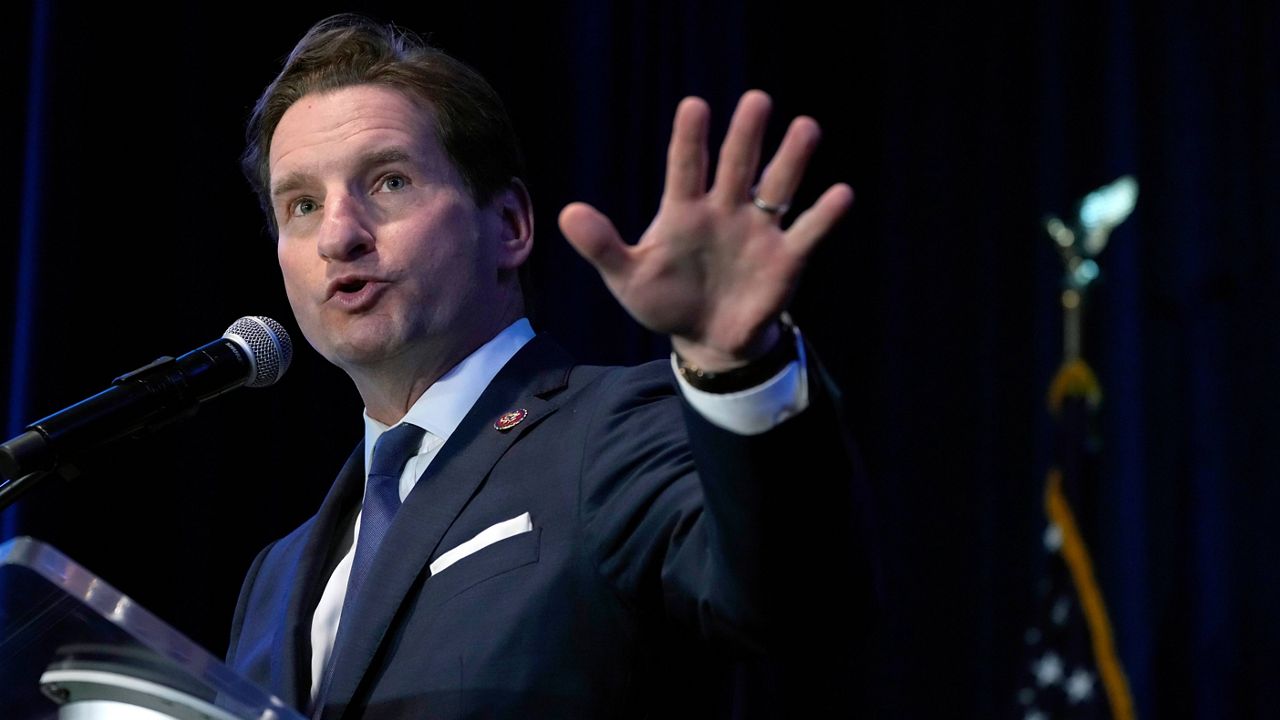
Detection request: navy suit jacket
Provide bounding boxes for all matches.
[226,335,873,718]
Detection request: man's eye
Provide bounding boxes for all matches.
[378,175,408,192]
[291,198,319,216]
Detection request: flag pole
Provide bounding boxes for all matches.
[1035,175,1138,719]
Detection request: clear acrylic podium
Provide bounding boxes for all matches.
[0,536,305,720]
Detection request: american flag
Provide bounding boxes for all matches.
[1015,359,1134,720]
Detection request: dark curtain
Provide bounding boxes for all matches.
[2,1,1275,717]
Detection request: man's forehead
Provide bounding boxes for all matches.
[268,85,441,185]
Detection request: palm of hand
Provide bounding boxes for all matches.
[559,90,853,370]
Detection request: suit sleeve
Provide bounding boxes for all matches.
[578,346,879,665]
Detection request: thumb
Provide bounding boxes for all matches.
[559,202,631,278]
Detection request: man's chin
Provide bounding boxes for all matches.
[324,342,402,374]
[309,315,406,365]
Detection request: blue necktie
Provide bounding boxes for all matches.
[314,422,426,715]
[345,422,426,602]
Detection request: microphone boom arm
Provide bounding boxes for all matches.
[0,316,290,494]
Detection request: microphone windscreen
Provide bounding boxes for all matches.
[224,316,293,387]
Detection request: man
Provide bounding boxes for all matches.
[227,13,873,719]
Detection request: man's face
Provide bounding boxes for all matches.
[269,85,514,382]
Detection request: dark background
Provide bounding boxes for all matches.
[2,1,1276,717]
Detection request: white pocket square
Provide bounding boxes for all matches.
[430,512,533,575]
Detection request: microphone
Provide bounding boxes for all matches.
[0,316,293,480]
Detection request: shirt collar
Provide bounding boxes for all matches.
[362,318,536,468]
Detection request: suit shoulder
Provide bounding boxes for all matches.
[565,358,677,401]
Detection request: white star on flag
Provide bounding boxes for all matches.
[1066,668,1096,704]
[1043,523,1064,550]
[1032,651,1064,687]
[1051,596,1071,625]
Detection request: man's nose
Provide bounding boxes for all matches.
[317,192,375,261]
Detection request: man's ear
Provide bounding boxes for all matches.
[491,177,534,270]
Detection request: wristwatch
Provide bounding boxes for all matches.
[674,316,798,394]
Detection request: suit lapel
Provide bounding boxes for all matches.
[281,443,366,709]
[322,335,574,713]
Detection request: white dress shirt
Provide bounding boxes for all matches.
[310,318,809,697]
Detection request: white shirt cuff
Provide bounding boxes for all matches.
[671,328,810,436]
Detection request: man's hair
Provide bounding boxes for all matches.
[242,13,526,235]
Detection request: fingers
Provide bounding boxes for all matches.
[711,90,772,201]
[673,90,834,226]
[664,97,710,201]
[558,202,632,278]
[785,183,855,256]
[753,116,822,217]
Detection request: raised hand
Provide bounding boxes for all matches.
[559,90,853,372]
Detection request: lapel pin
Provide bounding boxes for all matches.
[494,408,528,431]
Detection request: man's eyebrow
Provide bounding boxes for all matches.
[270,148,417,199]
[362,147,414,169]
[270,172,311,201]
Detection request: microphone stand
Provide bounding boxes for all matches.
[0,354,205,514]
